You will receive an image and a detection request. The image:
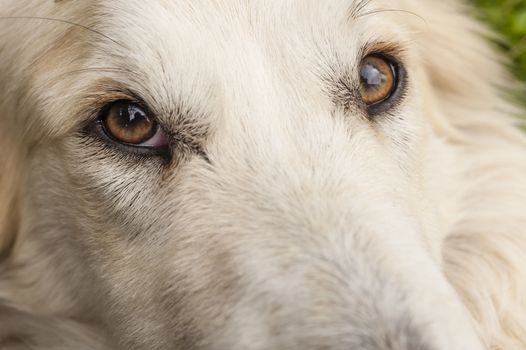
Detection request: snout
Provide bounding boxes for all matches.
[137,123,487,350]
[199,235,485,350]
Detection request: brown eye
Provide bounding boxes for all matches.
[359,55,397,107]
[102,101,157,144]
[92,100,169,156]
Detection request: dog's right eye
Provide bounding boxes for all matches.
[98,101,169,150]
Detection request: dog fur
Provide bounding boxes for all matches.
[0,0,525,349]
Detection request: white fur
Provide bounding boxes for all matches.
[0,0,525,349]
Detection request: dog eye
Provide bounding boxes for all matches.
[359,55,398,110]
[100,101,168,148]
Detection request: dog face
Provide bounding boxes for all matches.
[0,0,492,349]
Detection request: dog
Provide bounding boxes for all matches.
[0,0,525,349]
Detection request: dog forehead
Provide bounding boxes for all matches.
[100,0,373,24]
[88,0,387,102]
[42,0,407,137]
[96,0,380,46]
[91,0,408,82]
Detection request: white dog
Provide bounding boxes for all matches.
[0,0,525,349]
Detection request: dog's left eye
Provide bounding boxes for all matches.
[99,101,169,149]
[358,55,399,112]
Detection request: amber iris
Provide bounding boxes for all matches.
[103,102,156,144]
[359,55,396,106]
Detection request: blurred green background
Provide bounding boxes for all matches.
[473,0,526,107]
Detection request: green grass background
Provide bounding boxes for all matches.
[473,0,526,107]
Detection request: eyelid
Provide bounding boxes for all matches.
[361,42,407,62]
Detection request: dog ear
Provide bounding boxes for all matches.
[400,0,523,139]
[402,1,526,347]
[0,122,23,261]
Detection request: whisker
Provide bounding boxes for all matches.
[54,67,134,79]
[35,67,137,92]
[356,8,427,25]
[0,16,127,50]
[16,67,133,93]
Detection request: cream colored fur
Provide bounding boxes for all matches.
[0,0,525,349]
